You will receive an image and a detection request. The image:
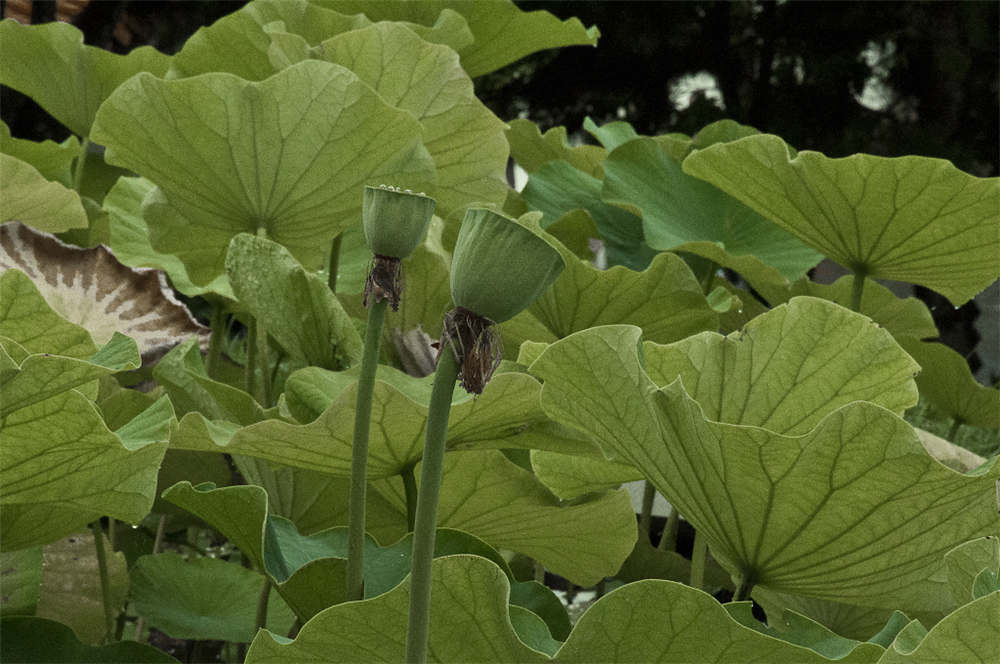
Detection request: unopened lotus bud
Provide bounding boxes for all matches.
[361,185,436,310]
[442,208,564,394]
[362,185,435,259]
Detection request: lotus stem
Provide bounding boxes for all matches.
[255,316,271,406]
[245,318,257,397]
[850,272,866,312]
[90,521,115,644]
[346,297,388,601]
[658,506,679,552]
[255,578,271,632]
[700,259,718,295]
[733,573,756,602]
[946,418,963,442]
[72,137,90,193]
[690,529,706,591]
[405,348,460,664]
[328,233,343,293]
[205,305,226,380]
[639,480,655,542]
[402,464,418,532]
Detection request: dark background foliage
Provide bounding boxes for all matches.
[3,0,997,382]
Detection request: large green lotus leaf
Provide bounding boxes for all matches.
[526,229,719,344]
[153,338,265,425]
[90,60,435,284]
[226,233,362,370]
[506,119,605,177]
[169,0,371,80]
[784,276,938,339]
[878,592,1000,663]
[314,0,599,78]
[313,22,508,218]
[583,116,640,152]
[170,366,591,477]
[523,159,654,270]
[0,19,170,138]
[725,602,885,662]
[944,538,1000,605]
[0,547,42,616]
[247,555,546,662]
[373,449,637,587]
[0,155,87,232]
[0,616,177,663]
[0,331,138,417]
[0,120,78,185]
[131,553,295,642]
[639,297,921,433]
[34,531,128,645]
[0,391,170,550]
[683,134,1000,305]
[555,580,876,663]
[103,177,234,299]
[897,337,1000,430]
[530,312,999,608]
[601,137,823,281]
[152,450,232,521]
[530,450,641,500]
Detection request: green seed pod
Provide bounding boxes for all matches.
[450,208,565,324]
[362,185,436,258]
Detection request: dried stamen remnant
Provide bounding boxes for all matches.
[363,254,403,311]
[439,306,502,395]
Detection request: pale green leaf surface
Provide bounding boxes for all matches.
[35,531,128,645]
[531,305,999,608]
[374,450,637,586]
[944,538,1000,606]
[509,580,572,642]
[528,235,719,343]
[530,450,641,500]
[314,0,599,78]
[509,605,562,657]
[523,159,654,270]
[226,234,363,370]
[315,22,508,218]
[601,137,823,281]
[682,134,1000,305]
[162,482,269,568]
[555,580,873,663]
[0,18,170,138]
[0,331,139,417]
[0,616,177,663]
[104,177,235,299]
[897,337,1000,429]
[247,555,546,663]
[640,297,921,433]
[0,266,96,359]
[0,547,42,616]
[0,120,78,185]
[725,602,883,662]
[0,155,87,232]
[583,116,640,152]
[91,60,435,284]
[878,592,1000,663]
[506,119,605,177]
[152,450,232,520]
[131,553,295,642]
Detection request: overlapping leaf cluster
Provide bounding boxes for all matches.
[2,0,999,662]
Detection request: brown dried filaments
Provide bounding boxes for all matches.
[363,254,403,311]
[438,307,502,395]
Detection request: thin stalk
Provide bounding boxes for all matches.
[733,574,756,602]
[700,259,718,295]
[90,521,115,644]
[346,298,389,601]
[946,418,963,442]
[689,529,706,591]
[205,305,226,380]
[328,233,343,293]
[245,318,258,397]
[72,137,90,192]
[533,560,545,584]
[255,316,271,406]
[108,519,116,550]
[255,578,272,632]
[405,349,460,664]
[595,578,607,598]
[850,272,866,312]
[402,465,418,532]
[135,515,168,642]
[658,506,679,552]
[638,481,655,542]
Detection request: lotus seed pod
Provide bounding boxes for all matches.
[449,208,565,323]
[362,185,436,259]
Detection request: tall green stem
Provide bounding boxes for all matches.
[90,521,114,644]
[658,506,679,552]
[255,579,271,632]
[700,259,718,295]
[638,481,655,542]
[850,272,866,312]
[946,418,963,442]
[72,137,90,193]
[205,305,226,380]
[733,574,756,602]
[255,316,271,406]
[328,233,343,294]
[246,317,258,397]
[689,529,707,591]
[402,465,418,532]
[346,298,388,601]
[405,349,460,664]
